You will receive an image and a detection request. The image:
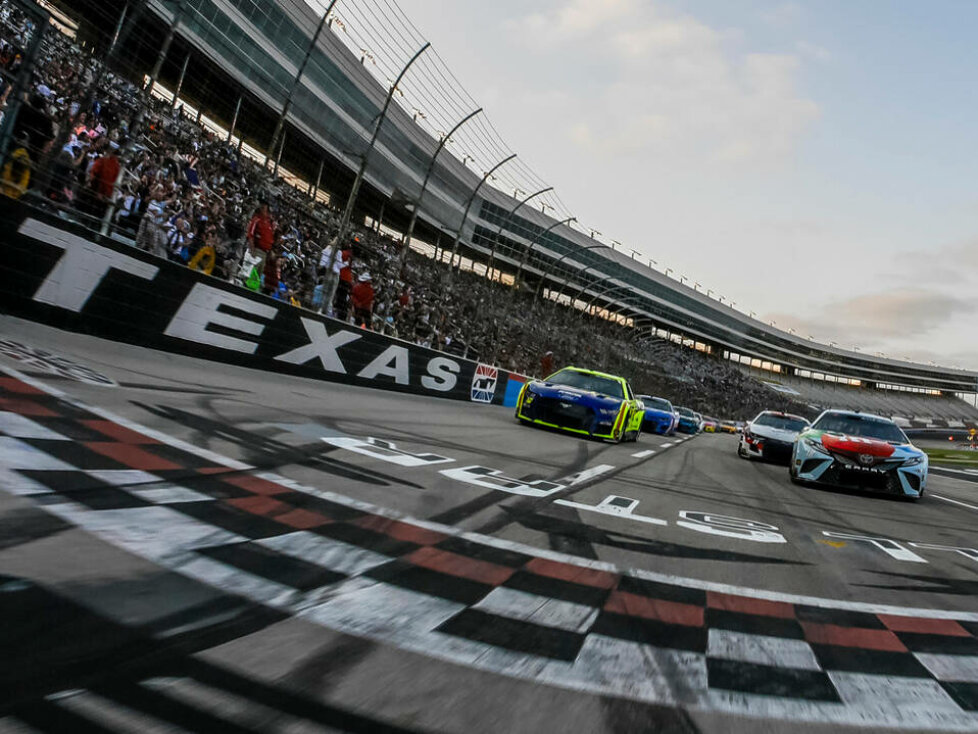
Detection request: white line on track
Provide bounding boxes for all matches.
[631,450,656,458]
[931,494,978,512]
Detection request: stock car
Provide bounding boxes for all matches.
[515,366,645,443]
[738,411,810,464]
[675,407,700,434]
[638,395,678,435]
[790,410,928,500]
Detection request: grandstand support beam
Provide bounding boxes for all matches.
[486,187,554,282]
[265,0,340,168]
[330,42,431,268]
[445,153,517,275]
[311,158,324,201]
[273,130,287,178]
[148,0,186,95]
[227,96,242,144]
[513,216,575,291]
[533,242,610,300]
[172,52,190,109]
[557,271,614,315]
[382,106,483,320]
[552,257,610,308]
[582,283,638,321]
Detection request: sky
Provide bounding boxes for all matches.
[389,0,978,370]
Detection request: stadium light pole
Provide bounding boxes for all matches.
[265,0,339,169]
[533,241,610,300]
[171,51,190,109]
[486,186,554,283]
[330,42,431,264]
[382,106,483,320]
[445,153,517,279]
[512,216,576,290]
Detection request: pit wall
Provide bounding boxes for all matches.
[0,200,529,407]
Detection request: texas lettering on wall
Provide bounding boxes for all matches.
[0,208,521,405]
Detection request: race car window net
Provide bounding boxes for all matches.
[646,398,673,411]
[753,415,809,432]
[812,414,909,443]
[546,371,624,399]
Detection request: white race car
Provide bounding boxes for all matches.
[738,411,810,465]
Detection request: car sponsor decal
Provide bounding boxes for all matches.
[821,434,896,458]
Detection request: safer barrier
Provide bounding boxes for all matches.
[0,200,528,407]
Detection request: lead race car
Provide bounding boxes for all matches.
[515,366,644,442]
[790,410,928,499]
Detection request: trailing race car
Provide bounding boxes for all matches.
[675,407,700,434]
[638,395,677,435]
[790,410,928,500]
[702,417,719,433]
[515,366,644,443]
[739,411,809,464]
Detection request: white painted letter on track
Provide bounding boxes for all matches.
[909,542,978,564]
[822,532,927,563]
[440,466,565,497]
[322,437,454,467]
[677,512,786,543]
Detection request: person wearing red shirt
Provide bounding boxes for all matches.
[247,201,275,268]
[351,272,375,329]
[84,144,120,217]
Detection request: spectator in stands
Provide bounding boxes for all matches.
[540,350,554,377]
[334,241,354,320]
[352,272,375,329]
[262,248,281,297]
[82,139,121,218]
[1,133,31,199]
[246,200,274,265]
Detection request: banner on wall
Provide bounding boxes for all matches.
[0,202,530,406]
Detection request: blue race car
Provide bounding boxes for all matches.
[675,406,700,434]
[515,366,645,443]
[638,395,677,435]
[790,410,927,500]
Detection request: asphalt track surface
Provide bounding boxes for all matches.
[3,316,978,733]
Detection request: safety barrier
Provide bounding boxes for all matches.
[0,200,528,407]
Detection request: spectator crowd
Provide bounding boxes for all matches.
[0,2,809,421]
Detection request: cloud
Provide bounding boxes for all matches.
[760,2,804,28]
[766,289,977,347]
[508,0,819,168]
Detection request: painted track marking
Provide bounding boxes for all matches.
[631,449,656,458]
[932,494,978,512]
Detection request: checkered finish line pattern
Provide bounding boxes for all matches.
[3,370,978,731]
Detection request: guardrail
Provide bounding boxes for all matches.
[0,199,528,407]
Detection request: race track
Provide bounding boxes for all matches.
[3,315,978,733]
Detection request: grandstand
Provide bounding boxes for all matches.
[5,0,978,423]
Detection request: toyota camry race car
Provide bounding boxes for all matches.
[516,367,644,442]
[790,410,928,499]
[638,395,677,435]
[739,411,810,464]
